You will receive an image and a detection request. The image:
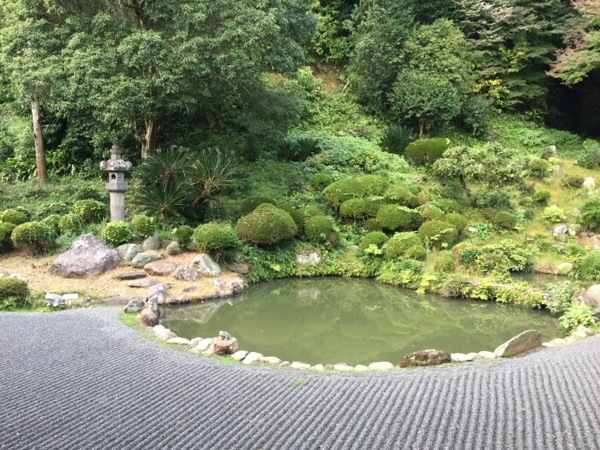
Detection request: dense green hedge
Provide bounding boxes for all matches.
[236,204,297,245]
[404,138,451,165]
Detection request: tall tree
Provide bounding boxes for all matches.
[550,0,600,85]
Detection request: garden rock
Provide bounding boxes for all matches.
[155,328,177,341]
[296,251,321,267]
[166,242,181,256]
[168,296,190,304]
[554,165,562,177]
[583,177,595,190]
[226,262,249,274]
[142,234,161,251]
[494,330,542,357]
[144,260,177,276]
[312,364,325,371]
[243,352,263,365]
[113,271,147,280]
[548,338,567,346]
[451,353,473,363]
[291,362,311,370]
[192,254,221,276]
[9,274,28,283]
[140,308,159,327]
[213,279,226,288]
[50,234,120,278]
[148,284,168,305]
[116,244,140,261]
[228,280,244,294]
[553,224,568,236]
[124,297,145,313]
[167,337,190,345]
[182,286,200,293]
[127,278,160,288]
[585,285,600,305]
[355,365,368,372]
[174,266,199,282]
[478,351,496,360]
[232,351,249,361]
[398,349,451,368]
[213,337,239,356]
[188,337,204,347]
[333,363,353,372]
[368,362,394,371]
[0,269,8,277]
[555,263,573,275]
[195,338,214,353]
[260,356,282,365]
[131,252,164,269]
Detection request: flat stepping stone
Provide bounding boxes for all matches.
[112,271,147,280]
[144,260,178,277]
[182,286,200,293]
[127,278,161,288]
[97,294,145,307]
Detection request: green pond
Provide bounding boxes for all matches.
[161,277,560,366]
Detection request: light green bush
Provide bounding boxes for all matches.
[360,231,389,251]
[304,215,334,243]
[0,278,29,309]
[175,225,194,248]
[240,197,278,215]
[73,199,107,224]
[444,213,467,233]
[384,185,421,207]
[193,222,238,252]
[364,218,383,232]
[434,256,456,273]
[420,204,444,221]
[404,138,451,165]
[59,213,85,235]
[11,221,54,254]
[340,199,366,219]
[418,220,458,249]
[322,178,364,207]
[0,209,28,226]
[100,221,133,247]
[542,205,567,224]
[360,175,389,196]
[236,204,297,245]
[310,173,333,191]
[377,205,419,231]
[130,214,155,239]
[385,232,425,260]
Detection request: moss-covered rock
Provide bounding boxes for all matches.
[322,178,364,207]
[236,204,297,245]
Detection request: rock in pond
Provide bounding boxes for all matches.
[50,234,120,278]
[195,338,214,353]
[398,349,451,368]
[451,353,473,363]
[140,309,159,327]
[144,260,177,277]
[260,356,282,365]
[131,252,164,269]
[148,284,169,305]
[333,363,353,372]
[167,337,190,345]
[213,337,239,356]
[494,330,542,357]
[478,351,496,360]
[291,362,312,370]
[192,254,221,277]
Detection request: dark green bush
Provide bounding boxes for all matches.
[437,198,463,213]
[434,256,456,273]
[340,199,366,219]
[59,213,85,235]
[577,149,600,169]
[322,178,364,207]
[438,274,471,298]
[562,174,584,189]
[240,197,278,215]
[304,215,334,243]
[11,221,54,254]
[278,137,321,162]
[0,278,29,308]
[404,138,451,165]
[310,173,333,191]
[493,211,517,230]
[235,204,297,245]
[300,206,325,219]
[533,190,551,205]
[474,190,512,209]
[0,209,28,226]
[420,204,444,221]
[458,247,482,266]
[175,225,194,248]
[364,198,384,217]
[360,231,389,251]
[459,95,493,137]
[444,213,467,233]
[579,197,600,230]
[418,220,458,249]
[278,205,305,235]
[573,251,600,280]
[379,125,414,155]
[100,221,133,247]
[73,199,107,224]
[385,232,424,260]
[193,222,238,252]
[360,175,389,196]
[41,214,61,235]
[527,158,550,179]
[384,185,421,207]
[0,222,16,253]
[377,205,419,231]
[130,214,155,239]
[474,253,509,276]
[364,218,383,232]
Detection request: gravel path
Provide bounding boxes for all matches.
[1,308,599,449]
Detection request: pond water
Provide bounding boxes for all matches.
[161,277,560,365]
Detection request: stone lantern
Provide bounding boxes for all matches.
[100,144,132,221]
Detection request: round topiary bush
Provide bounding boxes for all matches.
[0,277,29,307]
[542,205,567,224]
[11,221,54,254]
[434,256,456,273]
[384,185,420,207]
[360,175,389,196]
[300,205,325,219]
[418,220,458,249]
[474,253,508,276]
[364,218,383,232]
[458,247,482,267]
[236,204,297,245]
[59,213,85,235]
[304,215,334,243]
[41,214,61,235]
[359,231,389,250]
[0,209,28,226]
[240,197,278,215]
[437,198,463,213]
[100,221,133,247]
[310,173,333,191]
[579,197,600,230]
[385,232,424,260]
[405,244,427,260]
[527,157,550,179]
[130,214,155,239]
[0,222,16,253]
[364,198,384,217]
[533,190,551,205]
[340,198,366,219]
[377,205,419,231]
[322,178,364,207]
[420,204,444,221]
[278,205,305,234]
[73,199,107,224]
[175,225,194,248]
[493,211,517,230]
[193,222,238,252]
[404,138,451,165]
[444,213,467,233]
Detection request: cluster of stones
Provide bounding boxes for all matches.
[0,269,28,284]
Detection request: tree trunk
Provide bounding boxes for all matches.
[141,117,160,159]
[418,119,424,138]
[31,101,48,182]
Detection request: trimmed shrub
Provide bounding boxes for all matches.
[364,198,384,217]
[386,232,424,260]
[458,247,482,267]
[364,218,383,232]
[384,185,420,207]
[437,198,463,213]
[405,245,427,260]
[310,173,333,191]
[434,256,456,273]
[41,214,61,235]
[420,204,444,221]
[73,199,107,224]
[100,221,133,247]
[360,231,389,250]
[542,205,567,224]
[340,199,366,219]
[0,222,16,253]
[474,253,508,276]
[193,222,238,252]
[579,197,600,230]
[562,174,584,189]
[527,157,550,179]
[533,190,551,205]
[236,204,297,245]
[377,205,419,231]
[278,205,305,234]
[444,213,467,233]
[459,95,493,137]
[130,214,155,239]
[360,175,389,196]
[304,215,334,243]
[0,209,28,226]
[418,220,458,249]
[322,178,364,207]
[300,206,325,219]
[404,138,451,165]
[0,278,29,308]
[59,213,85,235]
[438,274,471,298]
[493,211,517,230]
[573,251,600,280]
[240,197,278,215]
[175,225,194,248]
[11,221,54,254]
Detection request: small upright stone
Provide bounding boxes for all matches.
[148,283,168,305]
[232,351,249,361]
[192,254,221,276]
[123,297,145,313]
[140,309,158,327]
[583,177,596,190]
[494,330,542,357]
[117,244,140,261]
[142,234,161,251]
[398,349,451,368]
[213,337,239,356]
[243,352,263,365]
